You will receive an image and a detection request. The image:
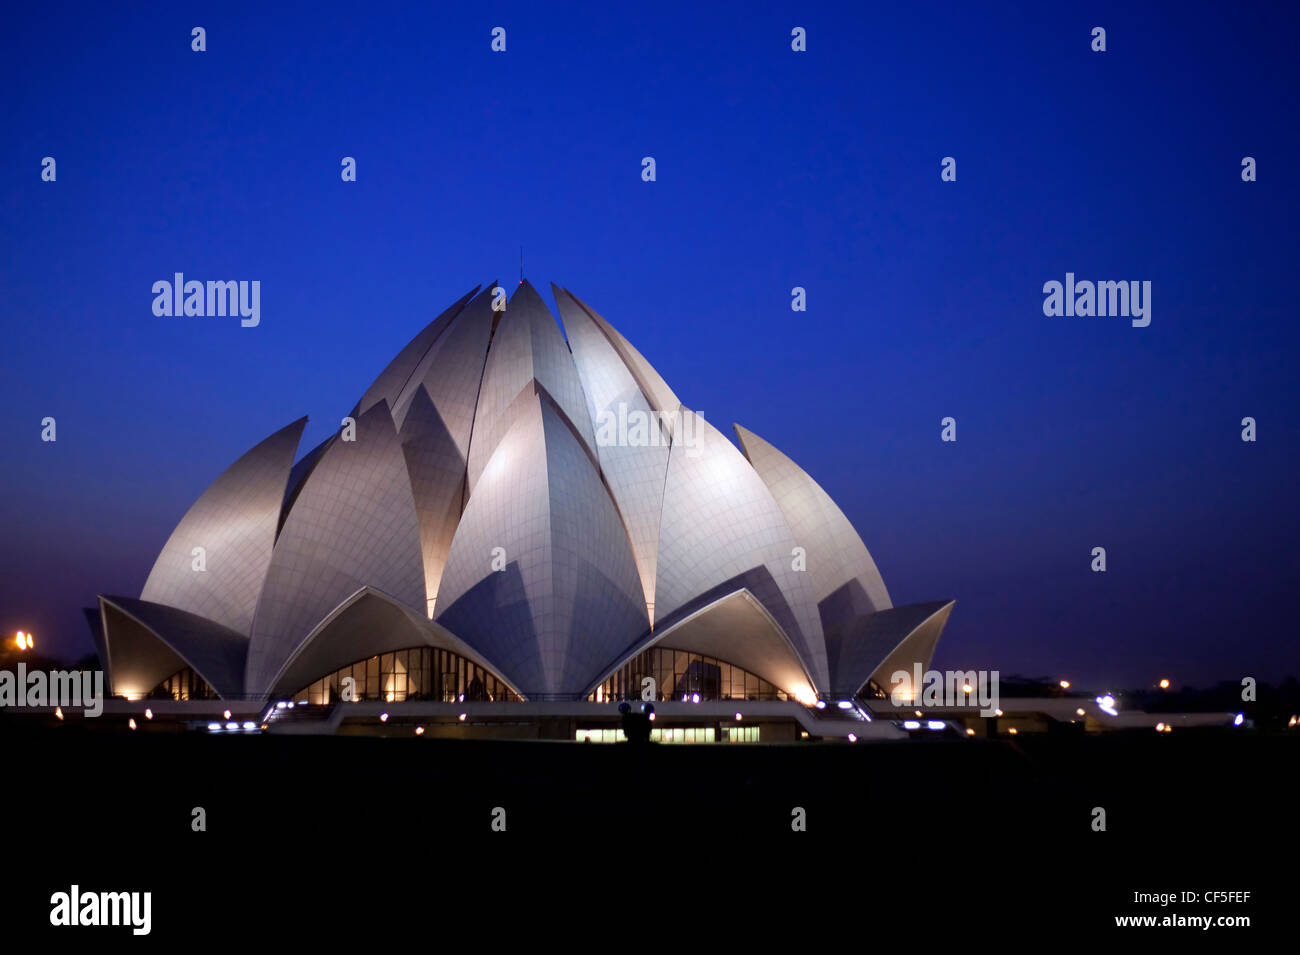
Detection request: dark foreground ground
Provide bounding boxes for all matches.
[1,724,1293,942]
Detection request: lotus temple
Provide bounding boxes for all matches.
[86,280,956,741]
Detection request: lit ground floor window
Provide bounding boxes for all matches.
[296,647,520,704]
[575,726,721,743]
[721,725,761,742]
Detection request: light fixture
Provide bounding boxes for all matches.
[903,720,920,730]
[1095,694,1118,717]
[54,707,63,720]
[1233,713,1244,727]
[128,718,137,730]
[379,713,389,722]
[1059,680,1070,689]
[225,722,238,731]
[965,728,975,736]
[734,712,742,721]
[1008,727,1018,735]
[995,708,1004,717]
[1159,679,1170,689]
[242,721,256,731]
[415,726,425,735]
[1076,707,1086,716]
[223,710,231,720]
[144,708,153,720]
[847,733,857,742]
[927,720,945,731]
[458,713,467,721]
[837,701,854,710]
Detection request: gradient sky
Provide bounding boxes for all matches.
[2,1,1296,689]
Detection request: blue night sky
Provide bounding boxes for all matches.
[2,1,1296,689]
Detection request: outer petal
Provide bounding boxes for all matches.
[246,402,425,695]
[141,417,306,635]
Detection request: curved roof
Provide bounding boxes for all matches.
[105,280,950,702]
[246,402,426,696]
[465,280,596,495]
[827,600,955,699]
[734,424,892,625]
[554,285,669,626]
[100,595,249,700]
[355,285,479,418]
[436,394,647,698]
[140,417,306,635]
[654,412,829,689]
[263,586,521,699]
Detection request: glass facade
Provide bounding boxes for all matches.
[295,647,520,704]
[149,667,219,701]
[588,647,788,702]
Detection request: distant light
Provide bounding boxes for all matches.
[1059,680,1070,689]
[734,712,742,721]
[15,630,31,651]
[415,726,425,735]
[903,720,921,730]
[837,700,854,710]
[815,700,826,710]
[458,713,467,721]
[965,728,975,736]
[458,694,464,702]
[995,708,1004,717]
[144,708,153,720]
[927,720,945,731]
[847,733,857,742]
[1096,695,1118,717]
[962,683,972,694]
[1289,716,1297,727]
[1008,727,1018,735]
[207,722,221,732]
[691,693,700,704]
[379,713,389,722]
[225,722,238,731]
[54,707,63,720]
[386,693,394,703]
[223,709,232,720]
[1233,713,1244,727]
[648,712,655,721]
[242,721,256,731]
[1159,679,1170,689]
[914,710,923,718]
[287,702,295,709]
[128,718,137,730]
[1162,724,1172,733]
[795,687,818,706]
[276,702,286,709]
[1156,722,1166,732]
[1076,708,1086,716]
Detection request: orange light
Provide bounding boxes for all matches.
[144,708,153,720]
[54,707,63,720]
[128,718,137,730]
[965,728,975,736]
[1008,727,1018,735]
[1059,680,1070,689]
[1159,679,1170,689]
[414,726,425,735]
[1076,708,1086,716]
